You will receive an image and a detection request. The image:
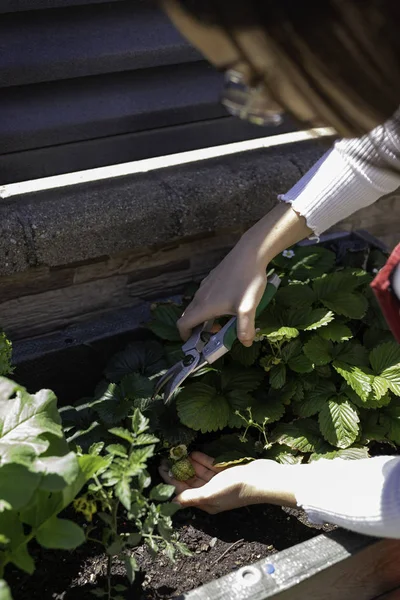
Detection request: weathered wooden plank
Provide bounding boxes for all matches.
[178,532,400,600]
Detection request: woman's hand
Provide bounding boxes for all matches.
[178,204,311,346]
[159,451,298,514]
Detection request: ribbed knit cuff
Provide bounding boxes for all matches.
[279,131,400,237]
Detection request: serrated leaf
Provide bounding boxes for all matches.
[303,336,333,366]
[251,393,286,425]
[109,427,134,443]
[214,455,255,468]
[104,340,166,381]
[371,376,389,400]
[106,444,127,457]
[148,303,182,342]
[310,445,369,461]
[269,363,286,389]
[369,342,400,395]
[319,322,353,342]
[37,517,85,550]
[264,444,303,465]
[176,384,230,433]
[275,283,316,308]
[91,382,132,426]
[319,396,359,449]
[115,478,132,510]
[121,373,154,402]
[287,353,314,373]
[220,367,264,393]
[230,340,261,366]
[333,361,372,401]
[313,271,361,298]
[303,309,335,331]
[292,380,336,417]
[132,409,149,435]
[333,342,369,367]
[281,339,302,363]
[263,326,299,343]
[322,292,368,320]
[150,484,175,502]
[272,419,321,452]
[134,433,159,446]
[287,307,334,331]
[273,245,335,280]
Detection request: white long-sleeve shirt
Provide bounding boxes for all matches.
[279,111,400,538]
[280,108,400,237]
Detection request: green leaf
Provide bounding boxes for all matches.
[272,419,321,452]
[115,478,132,511]
[0,380,62,466]
[220,367,264,393]
[263,326,299,343]
[379,404,400,445]
[281,340,302,363]
[287,307,334,331]
[37,517,85,549]
[107,538,124,556]
[150,484,175,502]
[333,341,369,367]
[319,322,353,342]
[0,580,12,600]
[124,555,139,584]
[369,342,400,395]
[132,409,149,435]
[160,503,181,517]
[175,541,192,557]
[11,543,35,574]
[88,442,104,456]
[273,245,336,280]
[251,393,286,425]
[333,361,372,401]
[177,384,230,433]
[303,336,332,366]
[106,444,127,458]
[269,363,286,389]
[121,373,154,402]
[322,292,368,320]
[0,463,40,511]
[104,340,166,381]
[371,376,389,401]
[230,340,261,366]
[275,283,316,308]
[33,452,80,492]
[264,444,303,465]
[292,380,336,417]
[319,396,360,449]
[148,303,182,341]
[134,433,159,446]
[287,353,314,373]
[91,382,132,426]
[310,445,370,461]
[109,427,134,443]
[127,532,142,546]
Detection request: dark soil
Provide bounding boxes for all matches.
[8,505,334,600]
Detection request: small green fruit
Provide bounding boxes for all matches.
[171,458,195,481]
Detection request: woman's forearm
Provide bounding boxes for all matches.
[241,203,312,268]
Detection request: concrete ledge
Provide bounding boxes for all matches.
[0,140,324,277]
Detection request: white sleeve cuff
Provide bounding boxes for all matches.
[293,456,400,539]
[279,110,400,237]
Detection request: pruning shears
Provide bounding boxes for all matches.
[154,273,281,404]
